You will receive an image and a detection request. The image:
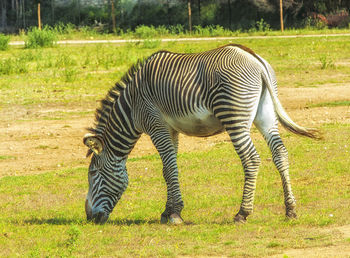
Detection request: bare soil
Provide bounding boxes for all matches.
[1,84,349,178]
[270,224,350,257]
[0,84,349,256]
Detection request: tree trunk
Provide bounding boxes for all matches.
[227,0,231,29]
[1,0,7,31]
[52,0,55,25]
[111,0,116,32]
[197,0,201,25]
[22,0,25,29]
[279,0,284,32]
[188,0,192,33]
[166,0,171,25]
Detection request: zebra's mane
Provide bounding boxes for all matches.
[87,57,147,136]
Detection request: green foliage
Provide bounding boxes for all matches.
[53,22,76,35]
[134,25,159,39]
[0,155,16,160]
[248,18,272,34]
[319,54,335,69]
[0,34,10,51]
[64,225,81,254]
[142,39,161,49]
[307,101,350,108]
[193,25,231,37]
[168,24,185,35]
[25,26,58,49]
[0,57,28,75]
[63,68,78,83]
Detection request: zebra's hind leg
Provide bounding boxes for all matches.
[230,132,261,223]
[213,87,262,223]
[149,128,184,225]
[254,90,297,219]
[260,130,297,219]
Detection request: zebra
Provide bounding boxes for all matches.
[83,44,319,224]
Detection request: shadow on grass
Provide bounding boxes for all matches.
[108,219,159,225]
[10,217,239,226]
[22,217,85,225]
[17,217,160,226]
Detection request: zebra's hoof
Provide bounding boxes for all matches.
[169,214,184,225]
[160,214,169,224]
[286,208,297,219]
[160,213,183,225]
[234,213,247,224]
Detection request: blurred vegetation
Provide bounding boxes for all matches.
[0,0,349,34]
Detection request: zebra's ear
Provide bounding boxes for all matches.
[83,133,104,156]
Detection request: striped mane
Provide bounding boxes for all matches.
[87,58,145,136]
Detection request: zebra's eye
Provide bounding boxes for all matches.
[89,168,98,176]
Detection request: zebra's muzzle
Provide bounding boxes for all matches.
[92,210,109,224]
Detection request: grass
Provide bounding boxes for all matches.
[25,27,58,49]
[0,155,17,161]
[7,24,350,42]
[0,124,349,256]
[1,35,350,107]
[307,101,350,108]
[0,33,349,256]
[0,33,10,50]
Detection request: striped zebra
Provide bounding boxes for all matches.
[83,44,319,224]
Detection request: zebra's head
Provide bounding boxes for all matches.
[83,133,129,224]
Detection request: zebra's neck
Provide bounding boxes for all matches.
[104,90,141,158]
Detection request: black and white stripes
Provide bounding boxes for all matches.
[84,44,319,224]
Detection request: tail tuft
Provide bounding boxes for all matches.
[279,118,322,140]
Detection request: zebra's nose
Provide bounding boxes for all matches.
[85,199,93,221]
[92,211,109,224]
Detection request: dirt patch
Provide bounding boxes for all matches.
[271,224,350,257]
[0,85,349,178]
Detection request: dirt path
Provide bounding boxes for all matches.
[1,85,349,178]
[271,224,350,257]
[9,33,350,46]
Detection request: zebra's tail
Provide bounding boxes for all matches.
[261,69,322,140]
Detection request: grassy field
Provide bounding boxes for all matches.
[2,35,350,106]
[0,34,350,256]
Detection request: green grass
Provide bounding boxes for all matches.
[0,33,349,256]
[307,101,350,108]
[0,124,349,256]
[1,35,350,107]
[7,25,350,42]
[0,33,10,51]
[0,155,17,161]
[25,27,58,49]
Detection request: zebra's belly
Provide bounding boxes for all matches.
[165,110,224,137]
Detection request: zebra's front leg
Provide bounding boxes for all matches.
[159,159,184,225]
[160,167,184,225]
[149,130,184,225]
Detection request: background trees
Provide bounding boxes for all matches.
[0,0,349,33]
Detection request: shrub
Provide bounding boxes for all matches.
[319,55,335,69]
[256,19,271,32]
[142,39,161,49]
[155,25,169,37]
[0,58,28,75]
[25,26,58,49]
[134,25,158,39]
[168,24,184,35]
[193,25,231,37]
[0,33,10,51]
